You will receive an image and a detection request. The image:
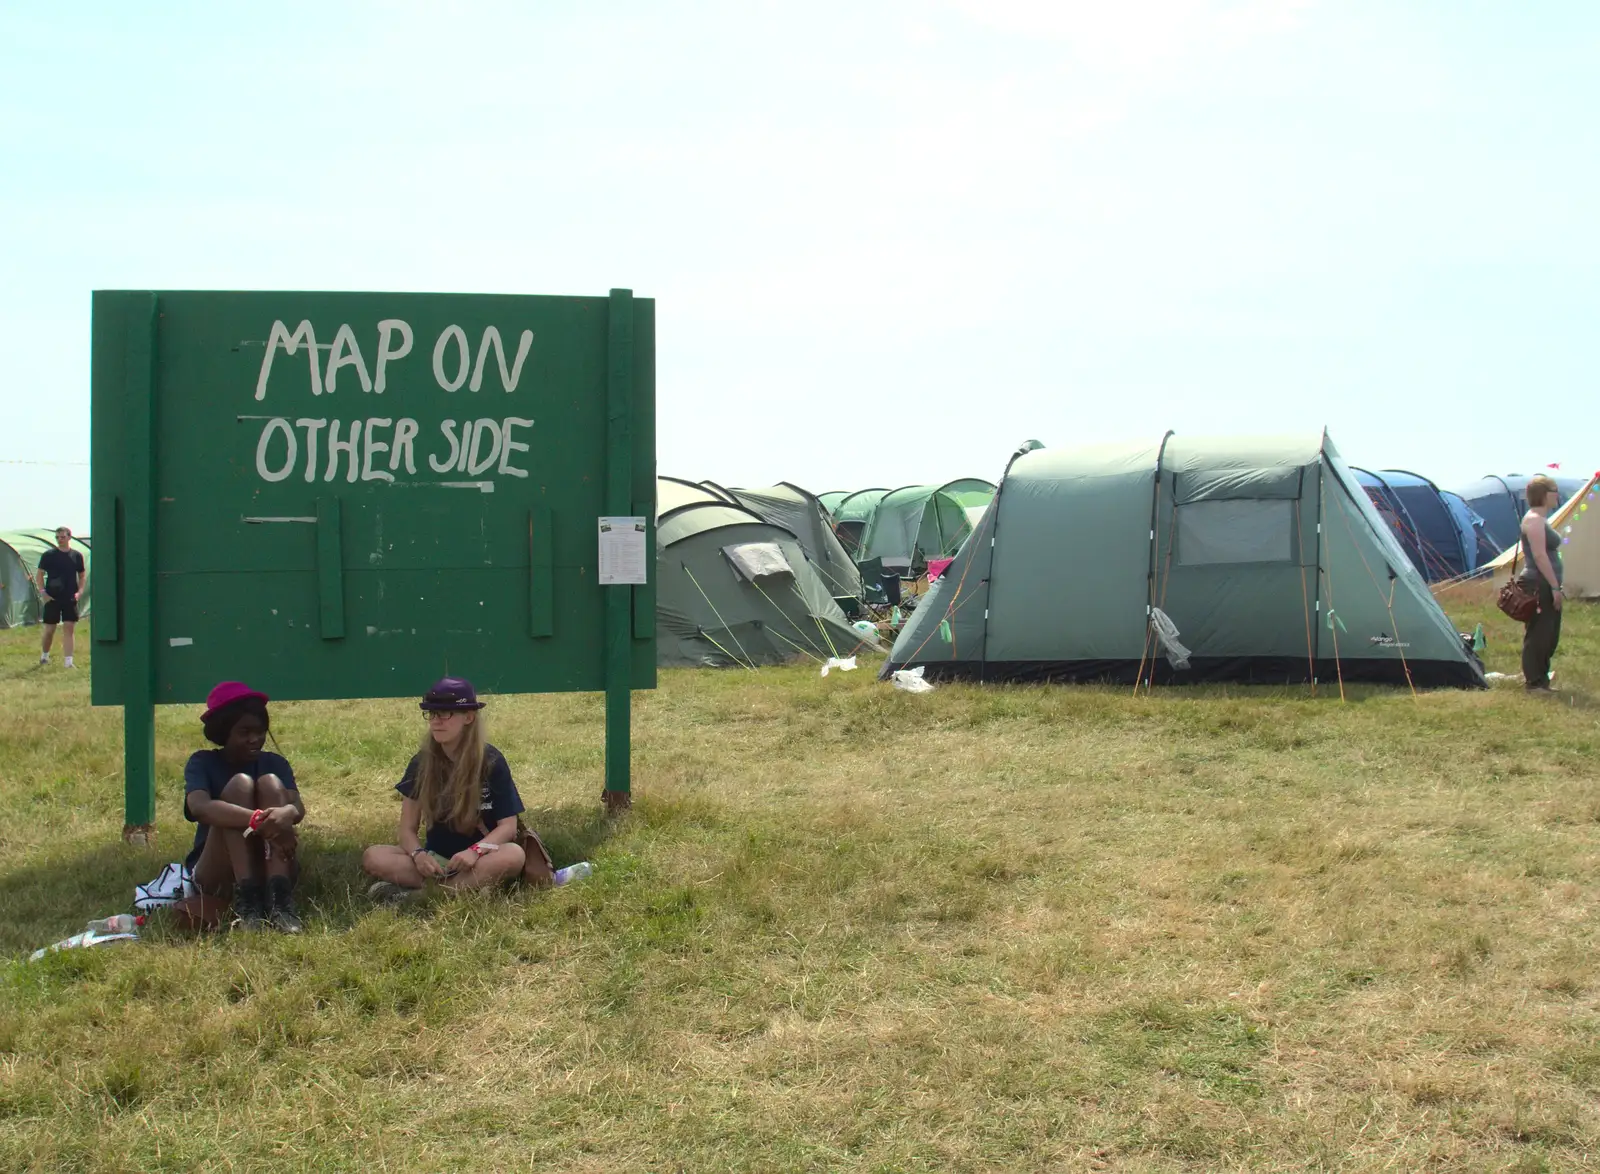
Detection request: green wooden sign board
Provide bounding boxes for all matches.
[92,289,655,841]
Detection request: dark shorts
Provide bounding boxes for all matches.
[43,598,79,625]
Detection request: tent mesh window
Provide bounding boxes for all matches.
[1176,499,1293,566]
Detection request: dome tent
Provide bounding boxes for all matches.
[654,480,880,668]
[883,433,1484,689]
[1350,469,1481,581]
[858,478,996,573]
[829,488,890,557]
[700,481,862,601]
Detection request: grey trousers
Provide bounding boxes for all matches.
[1521,582,1562,689]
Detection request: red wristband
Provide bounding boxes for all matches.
[248,809,268,831]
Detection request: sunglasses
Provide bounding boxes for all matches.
[424,710,470,722]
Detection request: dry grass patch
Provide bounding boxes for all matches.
[0,592,1596,1170]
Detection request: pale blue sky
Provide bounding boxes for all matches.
[2,0,1595,532]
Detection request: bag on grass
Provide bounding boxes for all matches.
[170,893,230,932]
[134,862,196,911]
[515,822,556,887]
[481,819,556,887]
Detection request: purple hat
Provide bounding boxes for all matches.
[202,681,269,722]
[419,677,485,711]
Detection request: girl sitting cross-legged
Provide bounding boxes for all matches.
[362,677,526,901]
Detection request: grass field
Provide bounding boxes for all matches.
[1,587,1596,1172]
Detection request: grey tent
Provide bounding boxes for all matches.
[0,530,92,628]
[656,481,881,668]
[884,433,1485,688]
[701,481,862,600]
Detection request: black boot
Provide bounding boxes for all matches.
[267,875,304,934]
[232,879,266,931]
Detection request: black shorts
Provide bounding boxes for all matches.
[43,598,79,625]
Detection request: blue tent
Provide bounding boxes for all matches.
[1351,469,1480,582]
[1454,474,1587,555]
[1442,490,1500,570]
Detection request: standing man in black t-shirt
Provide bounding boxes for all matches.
[35,526,86,668]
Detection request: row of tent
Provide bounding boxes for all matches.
[1351,470,1591,583]
[816,472,1581,590]
[650,476,1008,668]
[13,461,1589,689]
[0,531,93,628]
[656,441,1593,688]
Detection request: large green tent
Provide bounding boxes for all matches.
[817,491,849,515]
[829,488,889,557]
[0,531,92,629]
[859,478,996,572]
[656,481,880,668]
[701,481,862,600]
[884,434,1484,688]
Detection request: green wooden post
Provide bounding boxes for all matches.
[603,289,634,812]
[122,294,159,843]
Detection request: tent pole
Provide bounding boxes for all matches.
[975,470,1022,684]
[1136,431,1176,692]
[602,288,635,814]
[1312,439,1326,693]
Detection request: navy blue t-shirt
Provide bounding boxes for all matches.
[395,743,524,858]
[38,547,84,601]
[183,749,297,868]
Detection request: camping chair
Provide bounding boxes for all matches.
[854,557,899,626]
[857,557,889,606]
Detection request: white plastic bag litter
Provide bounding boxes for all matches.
[820,656,857,677]
[891,665,935,693]
[1150,607,1191,671]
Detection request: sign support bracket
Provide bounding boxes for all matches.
[603,288,635,813]
[121,293,159,844]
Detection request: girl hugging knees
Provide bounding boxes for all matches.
[184,681,305,933]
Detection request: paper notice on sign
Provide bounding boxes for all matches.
[597,517,648,585]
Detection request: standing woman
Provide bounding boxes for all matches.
[184,681,305,931]
[362,677,526,899]
[1518,474,1565,692]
